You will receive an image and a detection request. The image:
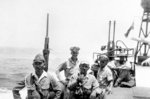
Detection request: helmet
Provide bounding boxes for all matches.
[33,54,45,62]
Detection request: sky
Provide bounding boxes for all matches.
[0,0,145,61]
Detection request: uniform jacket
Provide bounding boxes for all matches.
[12,71,62,99]
[57,58,80,80]
[97,66,113,88]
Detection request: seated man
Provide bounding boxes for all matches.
[12,54,62,99]
[96,55,113,99]
[107,53,135,87]
[67,61,100,99]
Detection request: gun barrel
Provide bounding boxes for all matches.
[43,13,50,72]
[46,13,49,37]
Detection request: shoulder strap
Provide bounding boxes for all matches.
[66,59,70,68]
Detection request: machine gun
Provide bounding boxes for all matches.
[43,13,50,72]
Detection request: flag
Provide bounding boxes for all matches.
[124,22,134,38]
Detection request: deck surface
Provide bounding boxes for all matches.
[105,87,150,99]
[105,87,133,99]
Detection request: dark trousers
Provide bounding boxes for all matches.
[118,69,131,82]
[113,69,135,87]
[69,91,91,99]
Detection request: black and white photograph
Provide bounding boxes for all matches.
[0,0,150,99]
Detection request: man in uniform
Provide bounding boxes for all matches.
[56,46,80,99]
[67,61,100,99]
[96,55,113,99]
[12,54,62,99]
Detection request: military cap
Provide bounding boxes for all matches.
[99,55,109,61]
[80,61,89,66]
[70,46,80,52]
[33,54,45,62]
[79,61,90,68]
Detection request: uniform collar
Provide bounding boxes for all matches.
[77,72,89,84]
[69,58,79,65]
[99,66,107,71]
[32,70,48,82]
[78,72,90,78]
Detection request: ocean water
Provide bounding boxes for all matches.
[0,57,33,90]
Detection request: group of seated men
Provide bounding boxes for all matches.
[12,46,135,99]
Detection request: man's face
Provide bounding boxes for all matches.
[98,60,108,69]
[80,64,89,74]
[71,51,79,58]
[33,61,44,72]
[119,56,125,62]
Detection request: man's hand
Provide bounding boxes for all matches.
[77,74,84,83]
[106,88,112,95]
[101,89,106,95]
[60,80,68,86]
[30,76,36,85]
